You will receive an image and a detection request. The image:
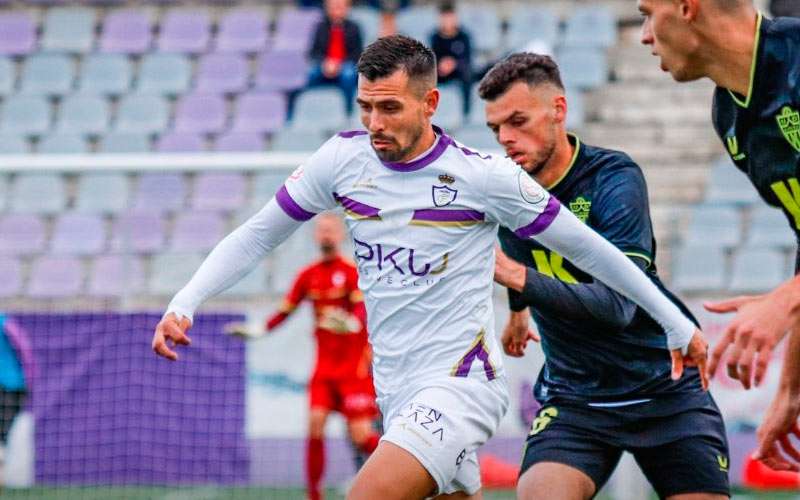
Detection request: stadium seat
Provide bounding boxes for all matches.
[729,248,788,293]
[195,52,249,94]
[563,6,617,48]
[0,213,46,254]
[672,244,727,293]
[173,93,227,135]
[215,9,269,53]
[0,134,30,154]
[170,211,226,252]
[78,54,132,95]
[100,131,151,153]
[156,132,205,153]
[0,57,14,96]
[455,125,498,151]
[10,173,66,214]
[87,254,145,297]
[192,172,246,212]
[37,132,88,154]
[556,47,608,90]
[435,85,464,131]
[50,213,106,254]
[214,131,264,152]
[111,212,165,252]
[222,262,268,296]
[704,157,761,205]
[100,10,153,54]
[115,94,169,134]
[41,7,96,53]
[27,255,84,297]
[272,8,323,53]
[18,54,75,96]
[565,87,586,130]
[349,6,379,44]
[148,253,205,295]
[136,53,191,95]
[290,88,347,133]
[0,95,51,136]
[254,50,309,91]
[506,7,559,51]
[132,172,186,212]
[0,256,22,297]
[745,206,797,248]
[232,92,287,134]
[270,127,327,152]
[56,94,109,136]
[157,9,211,54]
[75,173,130,213]
[0,12,36,56]
[397,5,438,44]
[250,171,289,208]
[458,5,501,53]
[684,204,742,248]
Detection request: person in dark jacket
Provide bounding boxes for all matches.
[307,0,363,115]
[430,1,472,116]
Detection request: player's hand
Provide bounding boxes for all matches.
[224,322,265,340]
[501,309,539,357]
[705,290,796,389]
[152,313,192,361]
[494,246,526,292]
[670,329,709,391]
[753,389,800,471]
[319,307,361,334]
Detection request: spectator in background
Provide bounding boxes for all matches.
[0,315,31,486]
[307,0,363,115]
[430,1,473,117]
[770,0,800,17]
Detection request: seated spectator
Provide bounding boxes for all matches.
[307,0,363,115]
[430,1,472,116]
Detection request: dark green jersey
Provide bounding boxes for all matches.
[712,14,800,270]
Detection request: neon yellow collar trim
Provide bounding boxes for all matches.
[547,133,581,190]
[728,12,763,109]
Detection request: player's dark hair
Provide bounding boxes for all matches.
[438,0,456,14]
[478,52,564,101]
[357,35,437,93]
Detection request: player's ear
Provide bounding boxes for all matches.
[679,0,700,22]
[553,94,568,126]
[423,87,440,119]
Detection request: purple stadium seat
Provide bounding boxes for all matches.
[232,92,286,134]
[157,10,211,54]
[191,173,246,211]
[50,213,106,254]
[173,93,227,135]
[0,13,36,56]
[28,255,84,297]
[132,173,186,212]
[87,255,144,296]
[214,131,263,152]
[111,212,165,252]
[170,211,225,252]
[156,132,205,152]
[273,8,322,52]
[0,257,21,297]
[195,53,249,94]
[255,50,309,91]
[100,10,152,54]
[216,9,269,53]
[0,214,45,254]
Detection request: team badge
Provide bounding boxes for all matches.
[518,171,546,204]
[432,185,458,207]
[569,196,592,223]
[777,106,800,153]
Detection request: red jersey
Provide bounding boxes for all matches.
[267,255,370,381]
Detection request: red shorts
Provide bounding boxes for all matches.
[309,375,378,419]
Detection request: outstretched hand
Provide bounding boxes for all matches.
[152,313,192,361]
[670,329,709,390]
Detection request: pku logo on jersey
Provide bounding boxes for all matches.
[354,239,449,278]
[432,185,458,207]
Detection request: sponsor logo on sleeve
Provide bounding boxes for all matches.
[518,171,547,204]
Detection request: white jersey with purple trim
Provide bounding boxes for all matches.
[276,126,557,398]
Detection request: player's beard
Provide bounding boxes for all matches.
[319,242,336,255]
[524,126,557,177]
[370,120,425,163]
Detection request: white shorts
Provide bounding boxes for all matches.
[379,376,509,496]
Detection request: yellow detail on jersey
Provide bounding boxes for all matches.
[777,106,800,152]
[728,12,762,109]
[529,407,559,436]
[717,454,729,472]
[532,250,578,284]
[726,136,746,161]
[770,177,800,229]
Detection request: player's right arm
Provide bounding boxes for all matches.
[153,137,341,361]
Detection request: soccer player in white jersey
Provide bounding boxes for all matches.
[152,35,708,500]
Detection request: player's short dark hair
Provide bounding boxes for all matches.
[478,52,564,101]
[438,1,456,14]
[357,35,437,93]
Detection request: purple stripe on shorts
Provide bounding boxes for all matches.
[453,337,496,381]
[412,209,484,222]
[338,130,368,139]
[276,185,316,221]
[514,195,561,239]
[333,193,381,218]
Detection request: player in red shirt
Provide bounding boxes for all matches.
[230,212,378,500]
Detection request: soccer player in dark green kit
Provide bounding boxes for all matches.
[638,0,800,471]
